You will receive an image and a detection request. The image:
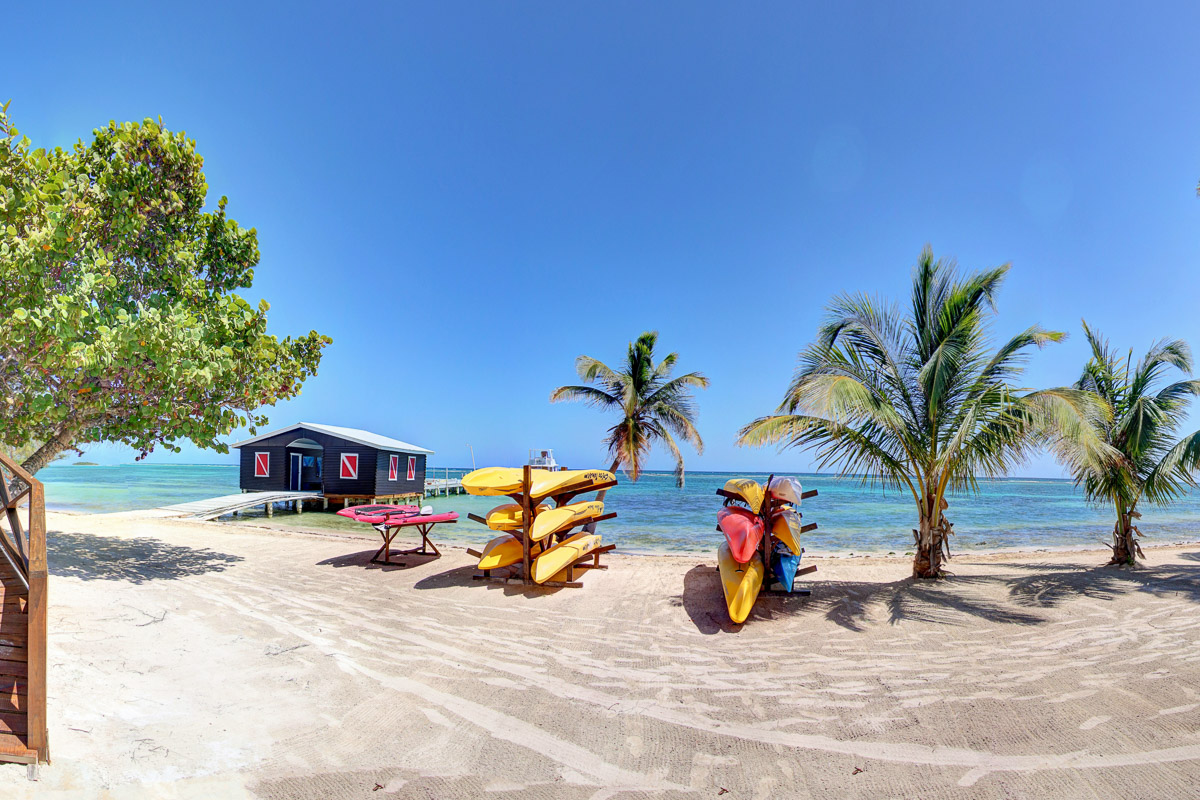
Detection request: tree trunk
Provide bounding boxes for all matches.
[912,495,950,579]
[912,512,935,578]
[1108,502,1143,566]
[583,458,622,533]
[20,425,78,475]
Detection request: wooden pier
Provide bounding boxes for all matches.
[424,477,464,496]
[160,476,464,520]
[159,490,324,521]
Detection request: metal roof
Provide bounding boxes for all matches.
[231,422,434,455]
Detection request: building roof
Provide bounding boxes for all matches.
[231,422,434,455]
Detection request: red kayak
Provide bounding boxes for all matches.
[383,511,459,528]
[717,506,764,564]
[336,504,420,523]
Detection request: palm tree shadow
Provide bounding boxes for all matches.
[1000,559,1200,608]
[800,556,1200,630]
[799,576,1046,631]
[48,530,243,584]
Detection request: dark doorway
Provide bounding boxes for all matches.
[289,452,302,491]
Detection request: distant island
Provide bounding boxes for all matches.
[72,461,99,466]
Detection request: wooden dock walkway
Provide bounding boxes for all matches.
[424,477,464,496]
[159,490,323,521]
[160,476,464,520]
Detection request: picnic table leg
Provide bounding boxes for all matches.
[422,524,441,557]
[372,526,401,565]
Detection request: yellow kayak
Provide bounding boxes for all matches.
[724,478,765,514]
[529,470,615,502]
[531,532,601,584]
[717,541,764,624]
[476,534,532,570]
[462,467,546,496]
[771,508,802,555]
[463,467,614,500]
[485,502,550,531]
[530,500,605,541]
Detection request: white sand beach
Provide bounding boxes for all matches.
[2,511,1199,798]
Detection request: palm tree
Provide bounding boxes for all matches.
[738,247,1112,578]
[1068,322,1200,565]
[550,331,709,488]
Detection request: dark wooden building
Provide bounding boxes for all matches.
[232,422,433,503]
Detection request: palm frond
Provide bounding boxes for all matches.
[574,356,620,388]
[555,331,706,485]
[1143,430,1200,504]
[549,385,621,408]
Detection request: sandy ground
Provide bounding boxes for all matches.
[1,513,1199,798]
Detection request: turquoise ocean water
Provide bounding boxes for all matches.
[36,464,1200,555]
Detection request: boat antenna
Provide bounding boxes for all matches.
[467,444,476,470]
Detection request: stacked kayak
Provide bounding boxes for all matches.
[714,475,818,624]
[464,465,617,586]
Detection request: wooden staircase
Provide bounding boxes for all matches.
[0,453,47,765]
[0,557,34,762]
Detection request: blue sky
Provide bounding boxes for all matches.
[11,2,1200,475]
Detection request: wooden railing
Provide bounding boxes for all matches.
[0,452,48,762]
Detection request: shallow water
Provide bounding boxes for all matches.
[36,464,1200,555]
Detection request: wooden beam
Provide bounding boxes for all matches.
[25,480,46,762]
[552,479,619,506]
[520,466,532,585]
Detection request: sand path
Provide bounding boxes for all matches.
[1,512,1199,798]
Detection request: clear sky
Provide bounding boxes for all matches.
[10,2,1200,475]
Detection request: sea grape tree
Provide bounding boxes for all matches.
[0,104,330,473]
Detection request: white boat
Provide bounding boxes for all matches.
[527,449,563,471]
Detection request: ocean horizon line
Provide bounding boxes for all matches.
[43,462,1079,484]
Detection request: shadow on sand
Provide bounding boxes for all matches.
[48,530,243,583]
[316,548,441,573]
[412,564,571,597]
[678,563,816,635]
[676,550,1200,634]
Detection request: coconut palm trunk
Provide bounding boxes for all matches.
[912,493,953,579]
[1111,501,1142,564]
[583,457,623,531]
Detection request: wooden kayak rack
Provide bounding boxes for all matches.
[717,474,819,597]
[467,465,617,588]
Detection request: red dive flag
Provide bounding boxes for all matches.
[254,452,269,478]
[340,453,358,480]
[407,456,416,481]
[388,454,399,481]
